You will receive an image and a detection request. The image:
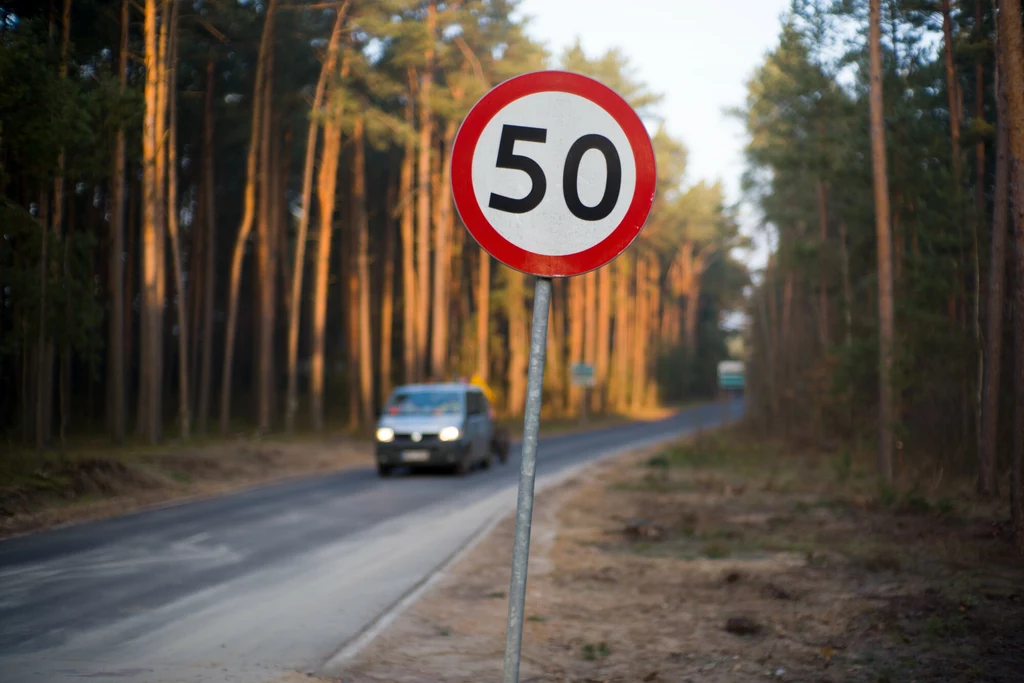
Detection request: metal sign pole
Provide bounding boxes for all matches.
[501,276,552,683]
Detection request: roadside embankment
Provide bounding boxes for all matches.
[338,428,1024,682]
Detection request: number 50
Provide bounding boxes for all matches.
[487,124,622,222]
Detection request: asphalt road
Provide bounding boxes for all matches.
[0,399,743,683]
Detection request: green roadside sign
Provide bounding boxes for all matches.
[570,362,595,387]
[717,360,744,390]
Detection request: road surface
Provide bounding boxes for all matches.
[0,400,743,682]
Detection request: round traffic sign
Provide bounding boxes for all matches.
[451,70,656,278]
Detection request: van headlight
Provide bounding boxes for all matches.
[439,426,460,442]
[376,427,395,442]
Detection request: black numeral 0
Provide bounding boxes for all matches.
[562,134,621,221]
[488,124,622,222]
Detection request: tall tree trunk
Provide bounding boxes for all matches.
[546,280,565,414]
[50,0,71,448]
[941,0,963,187]
[429,137,443,377]
[782,273,793,355]
[197,53,216,435]
[286,2,349,434]
[415,1,437,380]
[125,180,136,427]
[839,221,854,348]
[972,0,986,460]
[757,264,779,424]
[310,116,341,432]
[151,0,173,443]
[595,266,612,411]
[352,114,374,424]
[277,128,291,327]
[684,281,702,355]
[140,0,160,444]
[506,269,528,415]
[584,271,597,365]
[431,120,457,378]
[869,0,896,485]
[346,218,360,429]
[36,190,49,452]
[399,94,417,383]
[108,0,129,444]
[568,276,585,414]
[380,158,397,401]
[584,271,597,411]
[451,207,468,374]
[631,254,647,412]
[979,52,1010,497]
[975,0,986,223]
[219,0,276,434]
[995,0,1024,550]
[256,26,276,434]
[612,256,630,411]
[816,178,829,349]
[165,5,189,441]
[186,193,204,405]
[476,248,491,379]
[646,255,661,407]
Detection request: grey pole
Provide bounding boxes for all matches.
[501,276,552,683]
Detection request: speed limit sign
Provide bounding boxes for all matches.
[451,70,657,278]
[453,71,657,683]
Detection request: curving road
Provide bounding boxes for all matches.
[0,399,743,683]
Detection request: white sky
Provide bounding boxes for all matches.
[515,0,793,272]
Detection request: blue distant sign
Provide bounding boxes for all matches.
[570,362,595,387]
[717,361,744,390]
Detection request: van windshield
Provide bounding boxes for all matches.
[386,390,462,416]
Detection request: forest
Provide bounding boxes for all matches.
[740,0,1024,546]
[0,0,746,449]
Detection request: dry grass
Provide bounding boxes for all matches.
[338,428,1024,683]
[496,404,682,438]
[0,436,370,538]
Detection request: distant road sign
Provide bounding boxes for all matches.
[451,70,657,278]
[717,360,745,390]
[570,362,595,387]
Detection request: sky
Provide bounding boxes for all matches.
[514,0,793,271]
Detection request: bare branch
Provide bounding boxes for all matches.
[454,36,484,82]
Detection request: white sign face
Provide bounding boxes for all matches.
[451,71,656,278]
[470,92,638,257]
[717,361,744,376]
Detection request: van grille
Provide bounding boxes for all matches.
[393,433,439,445]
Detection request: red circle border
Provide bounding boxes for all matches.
[450,70,657,278]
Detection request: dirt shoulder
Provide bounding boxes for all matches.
[0,437,370,538]
[338,429,1023,683]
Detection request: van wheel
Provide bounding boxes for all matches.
[453,455,471,476]
[377,464,393,477]
[480,453,492,469]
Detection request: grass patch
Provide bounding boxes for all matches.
[922,614,967,641]
[832,447,853,483]
[700,541,731,559]
[581,642,611,660]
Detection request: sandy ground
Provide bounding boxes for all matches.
[338,433,1024,683]
[0,438,370,537]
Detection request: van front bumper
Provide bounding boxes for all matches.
[376,440,470,469]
